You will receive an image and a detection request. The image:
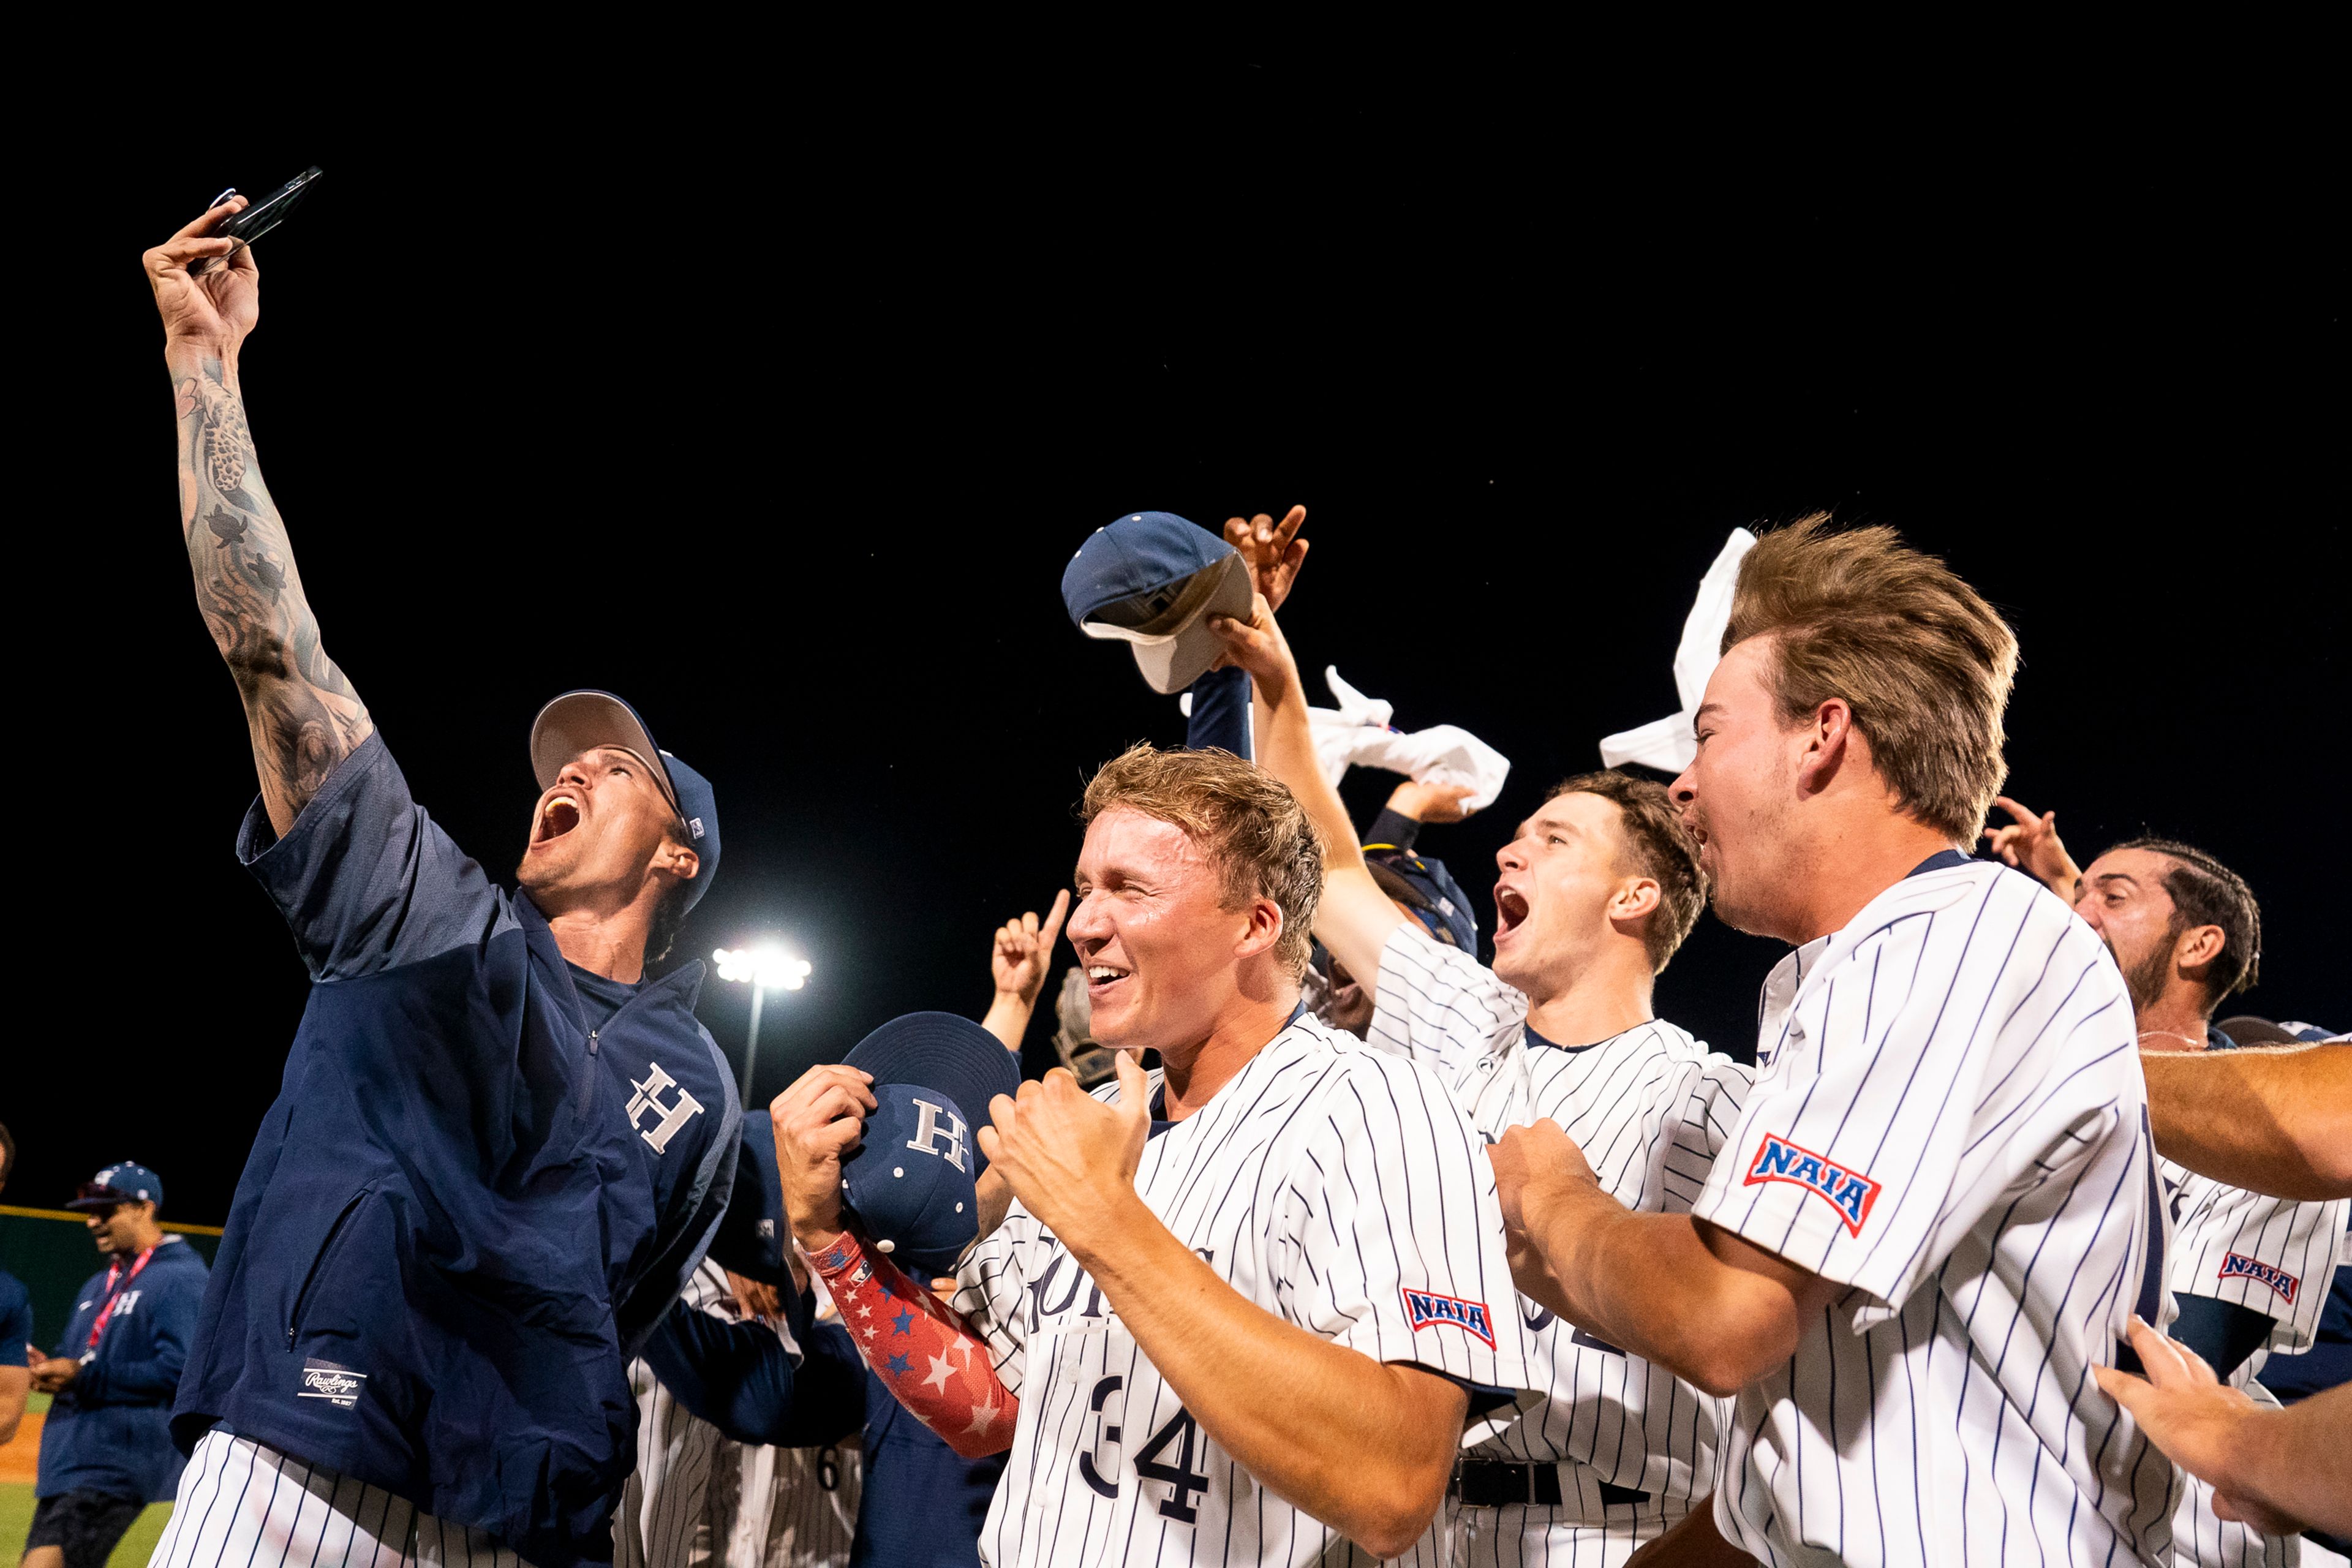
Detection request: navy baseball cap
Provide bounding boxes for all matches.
[837,1012,1021,1274]
[1366,852,1480,957]
[68,1161,164,1213]
[1062,512,1256,695]
[529,691,720,915]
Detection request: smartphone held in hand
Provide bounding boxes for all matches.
[192,166,323,275]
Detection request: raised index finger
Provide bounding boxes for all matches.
[1265,503,1306,553]
[1038,888,1071,950]
[1991,796,2039,830]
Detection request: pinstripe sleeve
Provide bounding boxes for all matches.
[1656,1053,1754,1215]
[1692,890,2139,1316]
[1265,1054,1538,1432]
[951,1213,1039,1395]
[2169,1182,2350,1354]
[1366,919,1529,1072]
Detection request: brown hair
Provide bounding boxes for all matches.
[1723,514,2019,843]
[2110,836,2262,1003]
[1547,771,1708,973]
[1081,744,1324,977]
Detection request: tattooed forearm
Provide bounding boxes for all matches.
[174,354,372,834]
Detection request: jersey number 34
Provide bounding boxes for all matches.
[1079,1374,1212,1523]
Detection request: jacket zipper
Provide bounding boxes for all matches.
[287,1188,371,1348]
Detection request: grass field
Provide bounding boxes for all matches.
[0,1396,173,1567]
[0,1483,173,1566]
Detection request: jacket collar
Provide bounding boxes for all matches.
[515,894,707,1028]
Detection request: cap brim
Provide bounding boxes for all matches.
[842,1012,1021,1180]
[1077,554,1256,695]
[530,692,682,816]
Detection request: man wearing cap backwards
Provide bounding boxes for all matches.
[142,197,761,1568]
[23,1164,211,1568]
[774,744,1537,1565]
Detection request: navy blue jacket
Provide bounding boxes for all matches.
[640,1290,1000,1567]
[39,1236,209,1502]
[172,736,741,1568]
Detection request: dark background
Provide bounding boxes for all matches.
[7,61,2342,1225]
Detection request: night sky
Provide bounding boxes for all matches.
[14,62,2341,1224]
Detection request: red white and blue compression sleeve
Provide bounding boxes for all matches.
[801,1230,1017,1458]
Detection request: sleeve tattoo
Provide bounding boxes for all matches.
[175,356,372,832]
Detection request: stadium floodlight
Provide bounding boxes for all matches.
[712,946,813,1109]
[713,946,813,990]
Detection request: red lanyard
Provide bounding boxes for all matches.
[86,1246,156,1351]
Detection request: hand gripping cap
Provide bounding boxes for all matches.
[837,1012,1022,1275]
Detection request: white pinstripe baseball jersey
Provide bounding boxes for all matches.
[2160,1157,2349,1568]
[700,1436,861,1568]
[617,1262,799,1568]
[151,1430,537,1568]
[1366,921,1751,1562]
[948,1014,1539,1566]
[1691,858,2174,1568]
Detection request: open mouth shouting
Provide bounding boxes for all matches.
[1492,880,1531,946]
[532,791,583,849]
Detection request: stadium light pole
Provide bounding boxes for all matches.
[712,945,813,1109]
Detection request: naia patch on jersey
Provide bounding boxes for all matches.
[1400,1287,1497,1349]
[2217,1251,2300,1303]
[1743,1133,1883,1237]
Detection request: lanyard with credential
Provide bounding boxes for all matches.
[86,1246,156,1351]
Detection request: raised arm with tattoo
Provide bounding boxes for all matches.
[145,197,371,836]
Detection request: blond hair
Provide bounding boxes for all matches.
[1724,515,2019,843]
[1546,771,1708,973]
[1080,744,1324,976]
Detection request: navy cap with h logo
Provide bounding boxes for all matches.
[836,1012,1021,1274]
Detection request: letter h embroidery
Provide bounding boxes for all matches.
[627,1062,706,1154]
[905,1098,969,1172]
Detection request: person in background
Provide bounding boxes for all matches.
[2019,821,2350,1567]
[1,1122,32,1449]
[24,1163,209,1568]
[981,890,1069,1055]
[1987,801,2352,1201]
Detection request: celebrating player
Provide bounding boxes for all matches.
[1211,546,1753,1566]
[2035,824,2347,1567]
[775,744,1536,1562]
[1490,517,2176,1566]
[141,197,754,1568]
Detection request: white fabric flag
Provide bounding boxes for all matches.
[1306,667,1512,811]
[1599,528,1758,773]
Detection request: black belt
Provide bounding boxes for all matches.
[1450,1458,1648,1509]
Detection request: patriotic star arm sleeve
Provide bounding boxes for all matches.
[801,1231,1017,1458]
